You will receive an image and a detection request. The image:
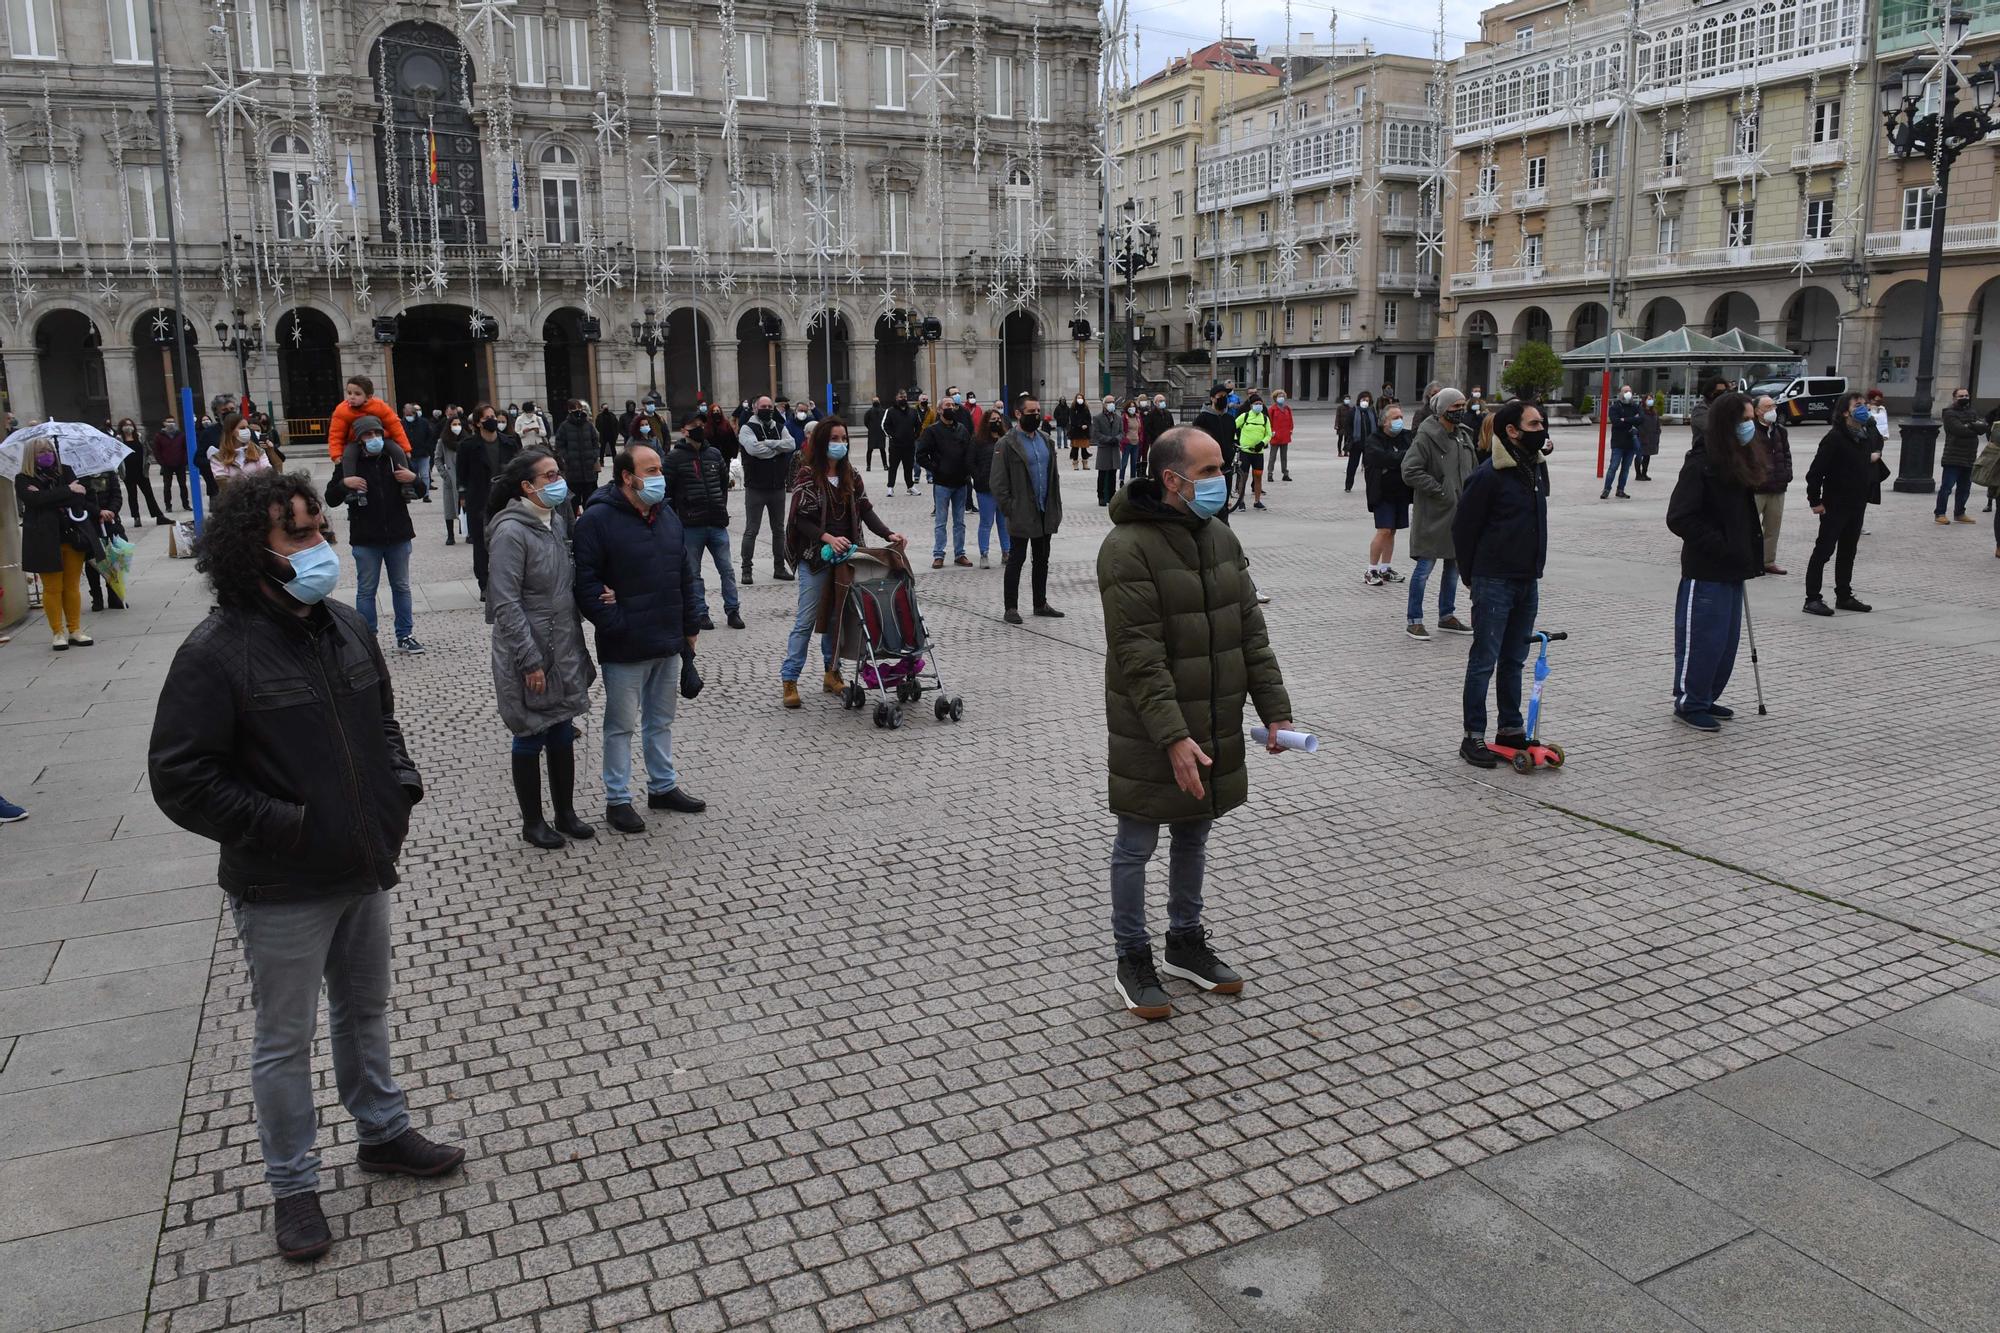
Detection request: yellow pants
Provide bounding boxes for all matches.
[41,546,85,635]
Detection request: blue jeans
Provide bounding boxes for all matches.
[1601,445,1634,496]
[1119,444,1142,483]
[683,525,739,618]
[1462,575,1538,737]
[781,561,836,682]
[1110,815,1212,954]
[414,454,433,495]
[229,891,408,1198]
[600,656,679,804]
[350,540,414,640]
[1673,577,1742,715]
[975,490,1011,557]
[1936,463,1972,517]
[932,484,969,559]
[1407,557,1458,624]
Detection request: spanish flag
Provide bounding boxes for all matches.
[426,122,438,186]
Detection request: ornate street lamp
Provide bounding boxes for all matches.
[1110,198,1159,396]
[1878,9,1998,491]
[630,306,665,400]
[213,307,262,403]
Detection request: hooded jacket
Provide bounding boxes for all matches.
[1451,436,1550,585]
[1362,425,1414,510]
[664,435,731,528]
[917,414,975,487]
[323,445,417,547]
[1403,413,1480,561]
[327,396,413,463]
[571,482,700,664]
[486,500,596,736]
[1805,419,1879,511]
[1665,445,1764,584]
[553,413,601,492]
[883,402,923,449]
[148,597,420,904]
[1097,478,1292,825]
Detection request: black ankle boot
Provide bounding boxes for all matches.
[545,744,594,840]
[510,753,564,849]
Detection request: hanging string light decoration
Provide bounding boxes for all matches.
[1414,0,1454,302]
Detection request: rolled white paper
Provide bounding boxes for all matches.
[1250,725,1319,754]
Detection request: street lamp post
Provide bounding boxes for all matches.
[1878,9,1998,492]
[630,307,665,401]
[214,307,261,405]
[1110,198,1158,398]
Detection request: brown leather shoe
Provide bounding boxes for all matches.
[823,668,846,693]
[954,555,973,567]
[782,681,802,709]
[932,557,945,569]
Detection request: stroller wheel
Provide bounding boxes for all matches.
[935,696,951,722]
[899,680,922,704]
[872,702,890,729]
[844,683,865,710]
[887,704,905,730]
[949,697,964,722]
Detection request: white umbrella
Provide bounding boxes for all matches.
[0,420,132,479]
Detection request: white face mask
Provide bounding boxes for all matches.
[450,423,463,434]
[1341,398,1351,406]
[1274,397,1285,406]
[1104,401,1117,411]
[235,426,252,442]
[1759,409,1778,426]
[795,410,809,420]
[1621,390,1633,401]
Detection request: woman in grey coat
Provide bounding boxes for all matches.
[487,449,599,849]
[1399,388,1479,640]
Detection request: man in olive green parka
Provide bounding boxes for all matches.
[1098,426,1293,1021]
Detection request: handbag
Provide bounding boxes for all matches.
[1973,439,2000,490]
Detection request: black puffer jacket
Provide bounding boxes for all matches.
[1452,439,1549,585]
[572,482,700,664]
[917,417,975,487]
[1666,446,1763,583]
[553,414,601,493]
[148,598,421,903]
[1362,427,1414,509]
[324,448,416,546]
[664,437,730,528]
[1805,420,1879,511]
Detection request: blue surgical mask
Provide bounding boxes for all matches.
[637,474,667,505]
[828,442,849,461]
[270,540,339,605]
[1851,405,1871,423]
[537,478,570,508]
[1178,473,1230,519]
[363,437,385,456]
[1734,420,1756,444]
[1387,418,1408,435]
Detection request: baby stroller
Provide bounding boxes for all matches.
[832,549,964,729]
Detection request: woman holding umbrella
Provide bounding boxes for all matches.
[17,445,99,649]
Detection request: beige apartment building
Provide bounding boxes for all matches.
[1439,0,1872,402]
[1108,40,1280,395]
[1181,51,1445,404]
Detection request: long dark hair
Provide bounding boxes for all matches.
[1704,391,1766,488]
[195,471,328,609]
[488,448,555,518]
[800,416,857,495]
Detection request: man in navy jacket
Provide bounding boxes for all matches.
[572,443,705,834]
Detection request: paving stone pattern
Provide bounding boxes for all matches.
[5,425,1995,1332]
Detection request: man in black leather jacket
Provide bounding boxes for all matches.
[147,471,464,1265]
[664,411,743,630]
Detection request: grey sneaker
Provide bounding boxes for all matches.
[1405,622,1431,642]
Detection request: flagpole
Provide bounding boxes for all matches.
[147,0,202,532]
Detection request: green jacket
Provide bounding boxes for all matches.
[1235,408,1272,453]
[1098,479,1292,824]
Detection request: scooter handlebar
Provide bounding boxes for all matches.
[1540,631,1568,642]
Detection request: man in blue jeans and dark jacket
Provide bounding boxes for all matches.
[1605,384,1643,499]
[149,471,464,1264]
[1452,400,1551,768]
[573,443,706,834]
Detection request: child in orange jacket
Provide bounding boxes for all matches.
[327,374,413,475]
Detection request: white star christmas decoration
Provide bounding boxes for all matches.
[910,49,960,106]
[422,257,450,295]
[93,277,121,306]
[592,95,627,156]
[715,268,737,294]
[150,309,173,341]
[200,64,263,134]
[458,0,517,53]
[588,253,623,297]
[642,154,682,200]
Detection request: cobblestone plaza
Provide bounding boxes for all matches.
[4,423,2000,1331]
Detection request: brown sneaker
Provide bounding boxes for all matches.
[1435,615,1473,634]
[1954,515,1975,524]
[823,668,846,693]
[782,681,802,709]
[954,555,973,567]
[1936,515,1951,525]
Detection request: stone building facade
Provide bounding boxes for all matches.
[0,0,1103,438]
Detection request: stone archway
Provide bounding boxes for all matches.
[659,308,714,414]
[999,310,1041,410]
[873,313,919,402]
[542,307,591,411]
[38,310,109,422]
[735,308,783,403]
[129,308,203,428]
[1874,280,1937,409]
[1781,288,1841,378]
[1970,275,2000,401]
[1705,291,1759,338]
[806,311,852,418]
[275,308,342,437]
[1461,311,1497,396]
[392,304,489,409]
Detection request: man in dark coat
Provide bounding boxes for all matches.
[990,396,1064,624]
[1451,400,1551,769]
[1801,396,1880,617]
[736,396,797,584]
[1098,425,1292,1021]
[1605,384,1644,499]
[551,399,601,519]
[595,403,622,461]
[400,402,437,500]
[864,395,888,472]
[1939,388,1982,523]
[882,390,923,494]
[148,471,462,1264]
[572,443,705,834]
[663,411,742,630]
[918,401,975,567]
[323,415,425,654]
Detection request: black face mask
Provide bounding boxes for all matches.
[759,407,777,420]
[1514,427,1549,452]
[1019,412,1042,432]
[479,419,498,432]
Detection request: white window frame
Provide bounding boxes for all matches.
[1172,97,1186,126]
[1811,99,1840,144]
[871,43,906,111]
[737,30,768,102]
[659,25,692,96]
[1338,300,1352,333]
[1662,128,1682,169]
[1522,233,1543,268]
[8,0,57,60]
[270,134,314,240]
[1474,238,1493,272]
[25,161,76,239]
[1002,167,1032,250]
[1588,143,1609,181]
[1901,186,1934,232]
[1656,214,1678,255]
[1515,25,1536,51]
[883,189,910,255]
[1804,197,1834,240]
[990,55,1016,120]
[108,0,150,65]
[1727,206,1754,248]
[736,183,773,251]
[1526,156,1547,189]
[125,163,168,241]
[291,0,324,75]
[516,15,545,87]
[1028,58,1052,122]
[1733,114,1758,156]
[1382,298,1400,333]
[235,0,272,71]
[1477,163,1498,195]
[539,145,582,244]
[810,37,839,106]
[654,177,696,250]
[1171,189,1184,219]
[1585,224,1604,264]
[560,17,590,90]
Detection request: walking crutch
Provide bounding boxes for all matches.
[1740,585,1768,716]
